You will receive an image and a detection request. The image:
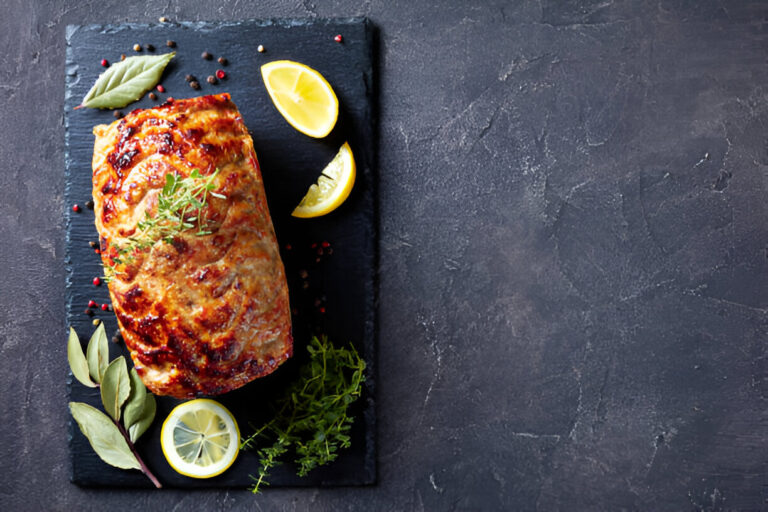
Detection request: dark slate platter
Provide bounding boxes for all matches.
[64,18,376,488]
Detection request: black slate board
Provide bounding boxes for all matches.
[64,18,376,488]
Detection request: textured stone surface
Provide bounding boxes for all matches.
[3,0,768,510]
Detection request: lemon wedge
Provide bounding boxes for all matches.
[160,399,240,479]
[261,60,339,138]
[292,142,356,218]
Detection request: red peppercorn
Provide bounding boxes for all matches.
[101,304,109,311]
[88,300,97,308]
[285,244,292,250]
[93,277,101,286]
[319,307,326,313]
[157,84,165,93]
[334,34,343,43]
[321,241,330,248]
[101,58,109,67]
[216,69,226,79]
[311,242,318,249]
[94,249,101,254]
[72,204,81,212]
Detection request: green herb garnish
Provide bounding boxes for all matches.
[67,324,160,488]
[77,52,176,109]
[106,169,225,279]
[241,336,367,493]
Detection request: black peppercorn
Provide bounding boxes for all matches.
[85,200,94,209]
[166,40,176,48]
[206,75,217,84]
[185,74,194,82]
[149,92,157,100]
[84,308,94,317]
[88,241,98,248]
[145,44,155,51]
[113,110,123,118]
[202,51,213,60]
[189,80,201,90]
[217,56,228,65]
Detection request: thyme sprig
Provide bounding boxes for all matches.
[241,336,367,493]
[105,169,225,278]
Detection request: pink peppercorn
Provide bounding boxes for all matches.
[88,300,97,308]
[157,84,165,93]
[101,304,109,311]
[72,204,81,212]
[334,34,343,43]
[93,277,101,286]
[216,69,226,79]
[101,59,109,67]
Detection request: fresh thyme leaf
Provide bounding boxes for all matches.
[104,169,225,278]
[80,53,176,109]
[241,336,366,493]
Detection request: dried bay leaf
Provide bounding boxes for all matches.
[101,356,131,421]
[123,368,147,431]
[80,52,175,109]
[67,327,96,388]
[86,323,109,383]
[128,394,156,443]
[69,402,140,470]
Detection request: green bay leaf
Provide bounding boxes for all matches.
[69,402,140,470]
[86,323,109,383]
[67,328,96,388]
[100,356,131,421]
[128,394,156,443]
[81,52,176,109]
[123,368,147,431]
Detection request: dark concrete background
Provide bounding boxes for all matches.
[2,1,768,510]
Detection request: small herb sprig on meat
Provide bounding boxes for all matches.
[105,169,225,279]
[241,336,367,493]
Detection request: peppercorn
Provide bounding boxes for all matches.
[257,44,265,53]
[120,54,126,61]
[149,92,157,100]
[319,307,326,314]
[93,277,101,286]
[166,40,176,48]
[84,308,94,317]
[101,304,109,311]
[189,80,200,90]
[156,84,165,93]
[217,56,228,65]
[299,269,308,279]
[206,75,217,85]
[216,69,226,79]
[133,44,141,51]
[321,241,330,248]
[285,244,292,250]
[85,200,94,209]
[94,249,101,255]
[88,300,97,308]
[100,58,109,67]
[145,44,155,51]
[113,110,123,119]
[159,16,169,23]
[88,241,98,248]
[72,204,81,213]
[334,34,343,43]
[302,281,310,290]
[92,319,101,326]
[202,51,213,60]
[112,333,123,344]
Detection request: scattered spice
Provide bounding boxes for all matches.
[93,277,101,286]
[133,44,141,52]
[100,59,109,67]
[92,319,101,326]
[302,281,310,290]
[94,249,101,255]
[285,244,292,250]
[145,44,155,52]
[85,200,94,209]
[159,16,169,23]
[321,241,330,248]
[319,307,326,314]
[216,69,226,80]
[311,243,318,249]
[206,75,217,85]
[156,84,165,93]
[88,241,98,248]
[112,332,123,344]
[148,92,157,100]
[299,269,309,279]
[202,51,213,60]
[257,44,265,53]
[88,300,97,308]
[166,40,176,48]
[217,56,228,65]
[84,308,94,317]
[185,74,195,82]
[120,54,126,61]
[113,110,123,118]
[334,34,343,43]
[101,304,109,311]
[72,204,81,213]
[189,80,200,90]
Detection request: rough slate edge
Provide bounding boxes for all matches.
[63,18,378,489]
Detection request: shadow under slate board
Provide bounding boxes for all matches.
[64,18,377,488]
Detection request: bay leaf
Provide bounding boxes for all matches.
[81,53,176,109]
[86,323,109,383]
[123,368,147,431]
[128,394,156,443]
[67,327,96,388]
[69,402,140,470]
[100,356,131,421]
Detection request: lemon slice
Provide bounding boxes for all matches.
[292,142,356,218]
[160,399,240,479]
[261,60,339,138]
